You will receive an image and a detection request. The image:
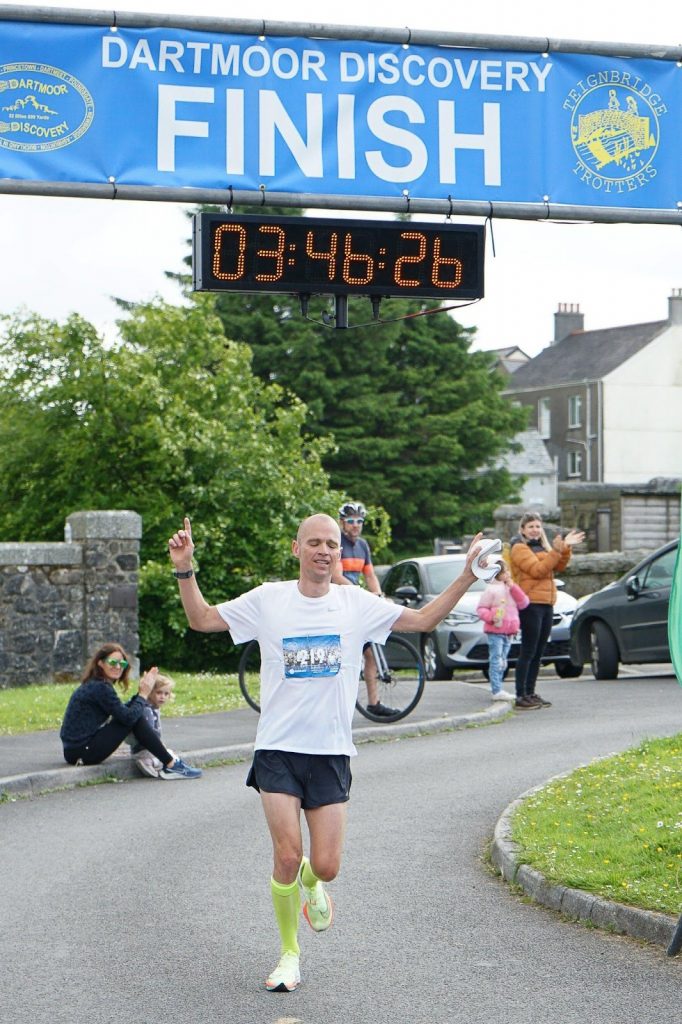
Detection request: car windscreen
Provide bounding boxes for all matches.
[425,560,487,594]
[641,546,678,590]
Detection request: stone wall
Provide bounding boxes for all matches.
[494,479,681,554]
[490,505,646,598]
[558,551,646,600]
[0,510,141,687]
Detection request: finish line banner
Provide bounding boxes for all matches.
[1,19,681,209]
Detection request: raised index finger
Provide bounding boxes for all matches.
[184,516,192,538]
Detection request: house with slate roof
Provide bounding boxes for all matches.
[503,291,682,484]
[486,345,530,378]
[502,429,557,509]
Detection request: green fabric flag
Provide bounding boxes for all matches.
[669,502,682,686]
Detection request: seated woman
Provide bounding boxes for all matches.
[59,641,201,780]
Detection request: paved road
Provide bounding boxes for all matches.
[3,670,682,1023]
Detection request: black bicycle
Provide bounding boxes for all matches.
[238,633,425,724]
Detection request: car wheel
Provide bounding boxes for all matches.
[554,660,583,679]
[590,622,619,679]
[422,633,453,681]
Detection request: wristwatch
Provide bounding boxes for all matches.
[172,569,194,579]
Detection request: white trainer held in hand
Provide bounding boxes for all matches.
[471,538,504,582]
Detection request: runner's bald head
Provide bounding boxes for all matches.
[297,514,340,545]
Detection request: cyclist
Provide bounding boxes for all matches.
[168,513,482,995]
[331,501,396,717]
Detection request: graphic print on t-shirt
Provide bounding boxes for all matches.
[283,635,341,677]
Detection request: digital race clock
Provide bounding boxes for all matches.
[193,213,484,300]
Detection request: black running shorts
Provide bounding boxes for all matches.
[246,749,352,809]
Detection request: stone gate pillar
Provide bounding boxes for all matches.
[65,510,141,667]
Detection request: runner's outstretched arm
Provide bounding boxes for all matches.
[168,517,229,633]
[391,533,483,633]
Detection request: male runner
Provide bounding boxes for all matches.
[168,513,481,993]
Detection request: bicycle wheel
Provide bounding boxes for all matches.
[238,639,261,712]
[355,634,425,723]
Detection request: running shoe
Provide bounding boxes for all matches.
[491,690,515,701]
[297,857,334,932]
[159,757,202,779]
[366,702,399,717]
[265,951,301,992]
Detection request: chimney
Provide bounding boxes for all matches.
[668,288,682,325]
[553,303,584,344]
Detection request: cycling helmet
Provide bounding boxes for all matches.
[338,501,367,519]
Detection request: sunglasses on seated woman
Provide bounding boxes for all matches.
[105,657,128,669]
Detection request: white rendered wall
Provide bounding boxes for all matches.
[519,474,558,508]
[602,325,682,481]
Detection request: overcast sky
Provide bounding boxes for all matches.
[3,0,681,356]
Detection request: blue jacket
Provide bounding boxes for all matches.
[60,678,145,748]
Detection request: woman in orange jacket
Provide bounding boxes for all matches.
[510,512,584,710]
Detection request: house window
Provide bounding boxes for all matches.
[567,450,583,477]
[538,397,551,438]
[568,394,583,428]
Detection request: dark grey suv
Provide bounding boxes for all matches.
[570,539,679,679]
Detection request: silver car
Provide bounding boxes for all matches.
[381,554,581,681]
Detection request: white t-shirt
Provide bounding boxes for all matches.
[217,580,402,756]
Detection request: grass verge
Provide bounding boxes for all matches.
[511,733,682,917]
[0,672,247,736]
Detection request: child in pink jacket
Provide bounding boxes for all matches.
[477,566,530,701]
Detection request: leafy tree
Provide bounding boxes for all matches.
[0,298,340,668]
[209,286,527,553]
[334,305,529,547]
[184,206,526,553]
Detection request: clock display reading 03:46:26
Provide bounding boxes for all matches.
[193,213,484,300]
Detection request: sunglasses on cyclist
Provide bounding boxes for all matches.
[343,517,365,525]
[105,658,129,669]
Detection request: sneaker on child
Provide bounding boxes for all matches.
[491,690,515,701]
[159,757,202,780]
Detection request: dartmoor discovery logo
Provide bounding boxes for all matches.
[0,62,94,152]
[564,70,665,195]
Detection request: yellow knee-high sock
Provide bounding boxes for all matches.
[270,877,300,956]
[300,856,320,890]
